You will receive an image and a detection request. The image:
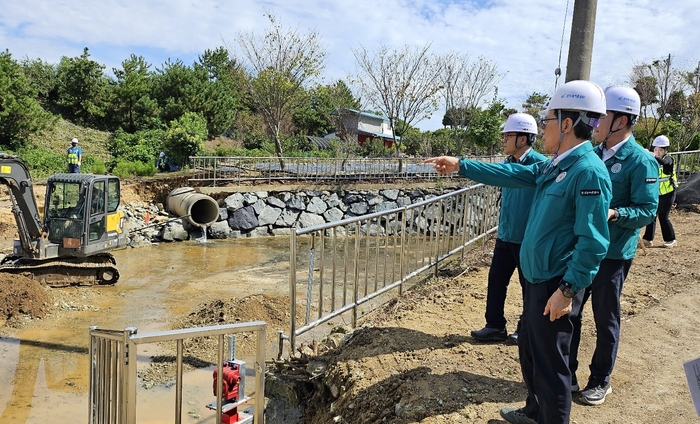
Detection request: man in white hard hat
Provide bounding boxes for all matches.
[569,85,659,406]
[67,138,82,173]
[425,80,612,424]
[470,113,547,344]
[642,135,677,247]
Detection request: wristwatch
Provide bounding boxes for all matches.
[559,282,577,299]
[610,209,620,222]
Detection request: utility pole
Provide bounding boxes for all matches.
[565,0,598,82]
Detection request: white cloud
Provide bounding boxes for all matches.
[2,0,699,130]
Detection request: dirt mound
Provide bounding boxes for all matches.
[121,174,194,205]
[0,274,51,326]
[139,294,305,389]
[175,294,297,361]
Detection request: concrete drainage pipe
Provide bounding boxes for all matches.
[166,187,219,227]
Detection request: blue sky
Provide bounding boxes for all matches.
[2,0,699,131]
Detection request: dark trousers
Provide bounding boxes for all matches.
[484,238,526,330]
[519,277,583,424]
[569,258,632,386]
[643,191,676,242]
[68,164,80,173]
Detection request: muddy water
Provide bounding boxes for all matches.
[0,238,290,424]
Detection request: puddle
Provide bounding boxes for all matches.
[0,238,290,424]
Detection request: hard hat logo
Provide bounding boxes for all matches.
[604,86,641,116]
[548,80,606,116]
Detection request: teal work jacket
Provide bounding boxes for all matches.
[459,141,612,293]
[498,149,548,244]
[594,135,659,260]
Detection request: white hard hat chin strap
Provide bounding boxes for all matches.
[554,110,565,158]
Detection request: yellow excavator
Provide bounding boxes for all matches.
[0,153,128,286]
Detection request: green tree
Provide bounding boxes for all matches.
[465,99,506,155]
[110,54,159,133]
[55,47,110,128]
[421,127,461,156]
[522,92,549,119]
[195,47,246,136]
[234,13,327,169]
[164,112,207,166]
[0,50,55,149]
[19,57,57,111]
[151,59,206,127]
[293,80,362,137]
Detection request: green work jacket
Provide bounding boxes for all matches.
[594,135,659,260]
[498,149,548,244]
[459,141,612,293]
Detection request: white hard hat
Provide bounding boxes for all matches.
[71,138,79,144]
[501,113,538,135]
[652,135,670,147]
[547,80,607,116]
[159,152,165,157]
[604,85,640,116]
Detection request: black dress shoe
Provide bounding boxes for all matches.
[508,331,518,344]
[471,326,507,342]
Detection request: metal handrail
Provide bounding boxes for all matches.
[283,183,500,356]
[669,150,700,184]
[188,155,506,186]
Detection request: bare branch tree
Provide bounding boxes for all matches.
[351,42,442,170]
[233,13,327,170]
[631,54,687,147]
[438,53,502,155]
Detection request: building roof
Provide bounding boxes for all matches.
[357,129,400,141]
[332,108,388,121]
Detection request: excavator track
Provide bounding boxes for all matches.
[0,253,119,288]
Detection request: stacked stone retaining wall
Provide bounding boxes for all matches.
[123,185,495,246]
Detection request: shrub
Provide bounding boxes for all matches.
[164,112,207,167]
[14,147,66,177]
[111,160,157,178]
[109,128,165,167]
[83,157,106,174]
[362,138,392,158]
[211,146,271,157]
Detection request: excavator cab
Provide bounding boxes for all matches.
[44,174,128,256]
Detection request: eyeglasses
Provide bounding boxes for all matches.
[502,133,517,140]
[540,117,558,128]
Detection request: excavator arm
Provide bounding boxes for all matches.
[0,153,46,255]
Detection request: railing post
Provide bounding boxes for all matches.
[88,326,97,424]
[255,326,266,423]
[213,157,218,187]
[289,230,297,355]
[353,221,361,328]
[123,326,137,424]
[399,207,407,295]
